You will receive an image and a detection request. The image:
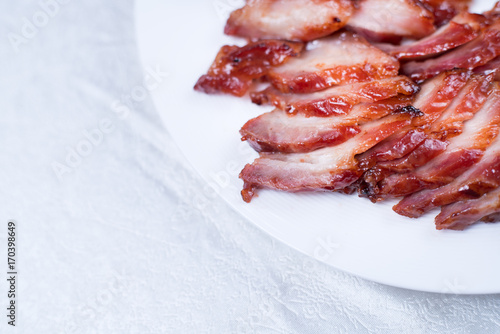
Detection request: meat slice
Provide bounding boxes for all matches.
[369,79,498,200]
[428,74,494,138]
[357,70,470,170]
[267,32,399,94]
[194,40,304,97]
[395,149,500,221]
[240,96,415,153]
[395,143,500,219]
[402,22,500,82]
[241,109,359,154]
[381,13,485,60]
[251,76,418,116]
[435,187,500,230]
[224,0,354,42]
[363,74,492,179]
[474,56,500,81]
[418,0,471,26]
[240,113,413,202]
[347,0,435,43]
[394,85,500,218]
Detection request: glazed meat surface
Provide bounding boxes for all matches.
[402,22,500,82]
[240,113,413,202]
[394,84,500,220]
[267,32,399,94]
[347,0,435,43]
[418,0,471,26]
[369,79,497,200]
[251,76,418,116]
[224,0,354,41]
[357,70,470,171]
[241,96,415,153]
[382,12,484,60]
[194,40,304,96]
[436,187,500,230]
[474,56,500,80]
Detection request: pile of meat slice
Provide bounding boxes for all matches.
[195,0,500,230]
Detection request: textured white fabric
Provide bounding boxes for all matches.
[2,1,500,333]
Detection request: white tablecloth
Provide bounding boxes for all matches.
[2,1,500,333]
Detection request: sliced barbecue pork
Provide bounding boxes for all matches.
[381,12,485,61]
[224,0,354,41]
[395,148,500,219]
[347,0,435,43]
[418,0,471,26]
[267,32,399,94]
[357,70,470,171]
[435,187,500,230]
[251,76,418,116]
[368,78,497,200]
[240,112,415,202]
[394,85,500,219]
[402,22,500,82]
[194,40,304,97]
[240,96,415,153]
[474,56,500,81]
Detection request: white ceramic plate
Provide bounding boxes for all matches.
[136,0,500,294]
